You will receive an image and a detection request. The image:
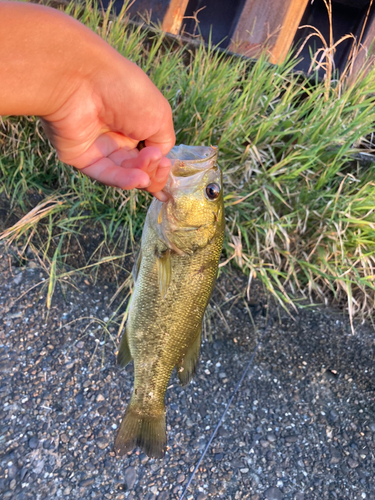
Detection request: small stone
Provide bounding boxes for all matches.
[63,487,72,496]
[348,458,359,469]
[267,433,277,442]
[330,448,341,464]
[8,464,17,479]
[124,466,137,489]
[97,437,109,449]
[96,394,105,402]
[218,427,229,437]
[60,433,69,444]
[240,468,249,473]
[80,478,95,487]
[10,479,16,490]
[260,440,269,448]
[295,494,304,500]
[369,423,375,432]
[13,274,22,285]
[329,410,339,423]
[75,393,84,405]
[231,459,244,468]
[28,437,38,449]
[208,484,217,494]
[264,487,283,500]
[97,405,108,415]
[144,493,156,500]
[197,494,207,500]
[20,467,28,481]
[140,453,148,464]
[177,473,185,484]
[43,439,53,450]
[285,435,298,443]
[158,492,170,500]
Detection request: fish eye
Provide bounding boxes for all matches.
[205,183,220,200]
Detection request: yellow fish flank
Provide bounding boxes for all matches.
[114,145,225,458]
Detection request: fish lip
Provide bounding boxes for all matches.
[167,145,218,164]
[158,190,172,201]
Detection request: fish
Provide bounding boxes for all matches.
[114,144,225,458]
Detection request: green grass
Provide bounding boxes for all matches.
[2,0,375,324]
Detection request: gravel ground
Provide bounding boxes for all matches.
[0,242,374,500]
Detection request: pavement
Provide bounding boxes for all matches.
[0,241,374,500]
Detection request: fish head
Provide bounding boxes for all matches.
[151,145,224,255]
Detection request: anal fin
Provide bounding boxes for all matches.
[176,329,202,386]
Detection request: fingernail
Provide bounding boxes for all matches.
[137,179,151,189]
[155,167,170,182]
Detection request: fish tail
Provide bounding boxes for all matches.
[114,403,166,458]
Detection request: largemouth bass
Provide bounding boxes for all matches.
[114,145,225,458]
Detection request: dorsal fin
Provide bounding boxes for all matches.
[132,248,142,283]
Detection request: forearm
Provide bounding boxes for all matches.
[0,2,109,116]
[0,1,175,195]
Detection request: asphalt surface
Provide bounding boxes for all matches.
[0,241,374,500]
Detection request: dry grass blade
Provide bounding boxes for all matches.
[0,197,66,244]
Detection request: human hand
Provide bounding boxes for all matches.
[40,56,175,201]
[0,2,175,201]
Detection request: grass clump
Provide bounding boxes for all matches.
[2,0,375,325]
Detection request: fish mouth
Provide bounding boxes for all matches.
[167,145,218,164]
[171,224,210,232]
[166,145,219,179]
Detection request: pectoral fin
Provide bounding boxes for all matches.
[157,249,171,299]
[117,326,132,368]
[176,329,202,386]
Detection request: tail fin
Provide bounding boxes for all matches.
[114,405,166,458]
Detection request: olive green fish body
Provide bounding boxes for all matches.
[115,145,224,458]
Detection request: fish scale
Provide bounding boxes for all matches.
[114,145,224,458]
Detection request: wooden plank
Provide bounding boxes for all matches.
[161,0,190,35]
[349,9,375,81]
[229,0,309,64]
